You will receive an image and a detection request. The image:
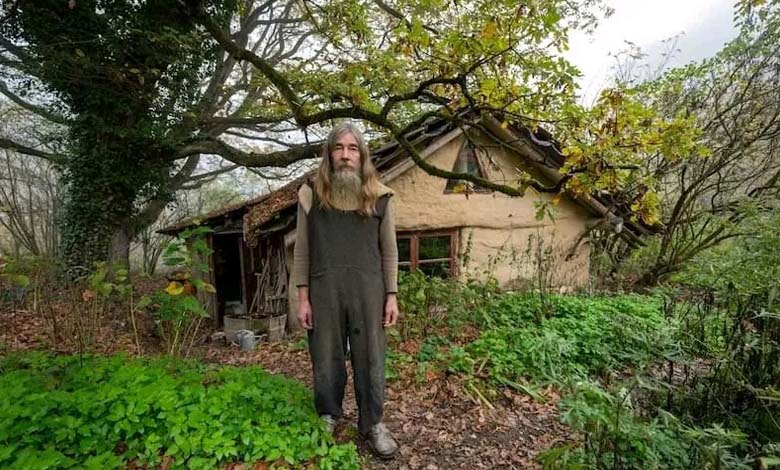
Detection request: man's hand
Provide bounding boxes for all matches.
[298,298,313,329]
[384,293,399,327]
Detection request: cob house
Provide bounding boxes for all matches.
[158,111,649,338]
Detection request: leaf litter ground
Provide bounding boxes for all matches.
[2,305,572,469]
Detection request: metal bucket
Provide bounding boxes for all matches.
[235,329,261,351]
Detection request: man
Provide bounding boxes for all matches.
[292,122,400,459]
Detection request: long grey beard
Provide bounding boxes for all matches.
[330,169,362,208]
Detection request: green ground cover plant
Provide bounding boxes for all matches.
[393,270,779,469]
[0,351,358,470]
[449,293,674,386]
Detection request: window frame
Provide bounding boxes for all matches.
[396,229,459,278]
[443,140,493,195]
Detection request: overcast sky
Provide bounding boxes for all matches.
[565,0,738,104]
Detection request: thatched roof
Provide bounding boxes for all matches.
[241,172,311,247]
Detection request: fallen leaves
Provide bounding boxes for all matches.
[195,331,573,469]
[2,294,574,470]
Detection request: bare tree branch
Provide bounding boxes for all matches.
[222,130,296,146]
[132,154,203,235]
[0,81,71,125]
[200,115,294,128]
[184,163,240,184]
[0,137,65,164]
[176,138,322,167]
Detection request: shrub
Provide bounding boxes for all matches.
[141,225,216,357]
[451,294,674,386]
[395,269,500,341]
[538,381,753,470]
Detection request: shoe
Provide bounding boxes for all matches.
[321,414,337,434]
[362,423,399,460]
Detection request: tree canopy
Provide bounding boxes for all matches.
[0,0,717,273]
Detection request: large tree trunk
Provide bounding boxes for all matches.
[58,144,145,278]
[57,115,180,277]
[59,212,128,279]
[110,225,132,269]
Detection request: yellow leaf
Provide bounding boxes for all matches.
[551,194,561,205]
[202,282,217,293]
[165,281,184,296]
[501,120,509,129]
[481,22,497,39]
[641,211,659,226]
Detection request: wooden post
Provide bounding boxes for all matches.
[238,236,248,315]
[204,234,218,325]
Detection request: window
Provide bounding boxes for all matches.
[396,230,459,278]
[444,140,491,194]
[397,237,412,272]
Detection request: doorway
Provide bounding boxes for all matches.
[212,233,243,325]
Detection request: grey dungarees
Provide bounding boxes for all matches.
[306,190,392,435]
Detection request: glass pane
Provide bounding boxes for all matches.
[445,143,487,192]
[419,235,450,261]
[418,261,451,279]
[397,237,411,262]
[466,150,481,175]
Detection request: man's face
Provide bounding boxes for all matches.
[331,132,361,174]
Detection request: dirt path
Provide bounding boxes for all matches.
[200,336,571,470]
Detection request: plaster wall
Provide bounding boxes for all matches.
[386,132,595,289]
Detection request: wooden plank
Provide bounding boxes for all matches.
[451,229,460,278]
[205,234,218,324]
[411,232,419,270]
[248,241,258,314]
[238,236,248,314]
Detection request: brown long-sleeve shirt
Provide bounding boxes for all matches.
[292,183,399,293]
